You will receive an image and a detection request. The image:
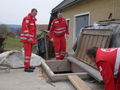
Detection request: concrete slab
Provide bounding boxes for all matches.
[0,67,104,90]
[0,68,75,90]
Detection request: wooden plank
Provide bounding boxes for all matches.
[80,35,90,60]
[44,34,48,60]
[83,35,94,62]
[101,36,108,48]
[77,35,87,58]
[88,35,99,67]
[95,36,103,47]
[105,36,112,47]
[82,29,112,36]
[68,75,92,90]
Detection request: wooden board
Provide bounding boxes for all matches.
[75,29,113,68]
[68,75,92,90]
[44,34,48,60]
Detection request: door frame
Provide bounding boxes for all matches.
[66,18,70,30]
[73,12,90,43]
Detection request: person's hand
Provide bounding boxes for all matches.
[66,34,69,40]
[50,38,54,42]
[28,38,33,42]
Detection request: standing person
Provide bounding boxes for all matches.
[86,47,120,90]
[49,13,69,60]
[20,8,37,72]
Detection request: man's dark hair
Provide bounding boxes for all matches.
[31,8,38,12]
[86,47,98,58]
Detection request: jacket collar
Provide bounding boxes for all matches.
[57,18,63,21]
[28,13,37,21]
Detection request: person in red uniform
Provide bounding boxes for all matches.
[20,8,37,72]
[49,13,69,60]
[86,47,120,90]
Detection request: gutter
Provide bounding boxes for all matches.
[52,0,81,13]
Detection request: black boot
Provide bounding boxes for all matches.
[24,68,34,72]
[29,66,35,70]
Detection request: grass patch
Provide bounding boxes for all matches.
[5,37,23,50]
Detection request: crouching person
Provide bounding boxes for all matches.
[86,47,120,90]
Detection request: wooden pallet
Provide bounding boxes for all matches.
[75,29,113,68]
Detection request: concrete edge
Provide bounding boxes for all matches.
[67,57,103,82]
[41,60,55,80]
[41,60,90,82]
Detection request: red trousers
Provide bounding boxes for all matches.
[53,36,66,60]
[97,62,120,90]
[24,42,32,68]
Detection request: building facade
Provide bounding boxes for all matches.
[50,0,120,53]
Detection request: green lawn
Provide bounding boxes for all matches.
[5,37,23,50]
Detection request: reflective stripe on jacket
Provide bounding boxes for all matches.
[20,13,37,44]
[49,18,69,38]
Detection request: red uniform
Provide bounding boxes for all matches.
[96,48,120,90]
[20,13,37,68]
[49,18,69,60]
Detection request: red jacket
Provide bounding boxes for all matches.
[20,13,37,44]
[49,18,69,39]
[95,48,120,75]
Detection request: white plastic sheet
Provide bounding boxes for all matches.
[0,50,42,68]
